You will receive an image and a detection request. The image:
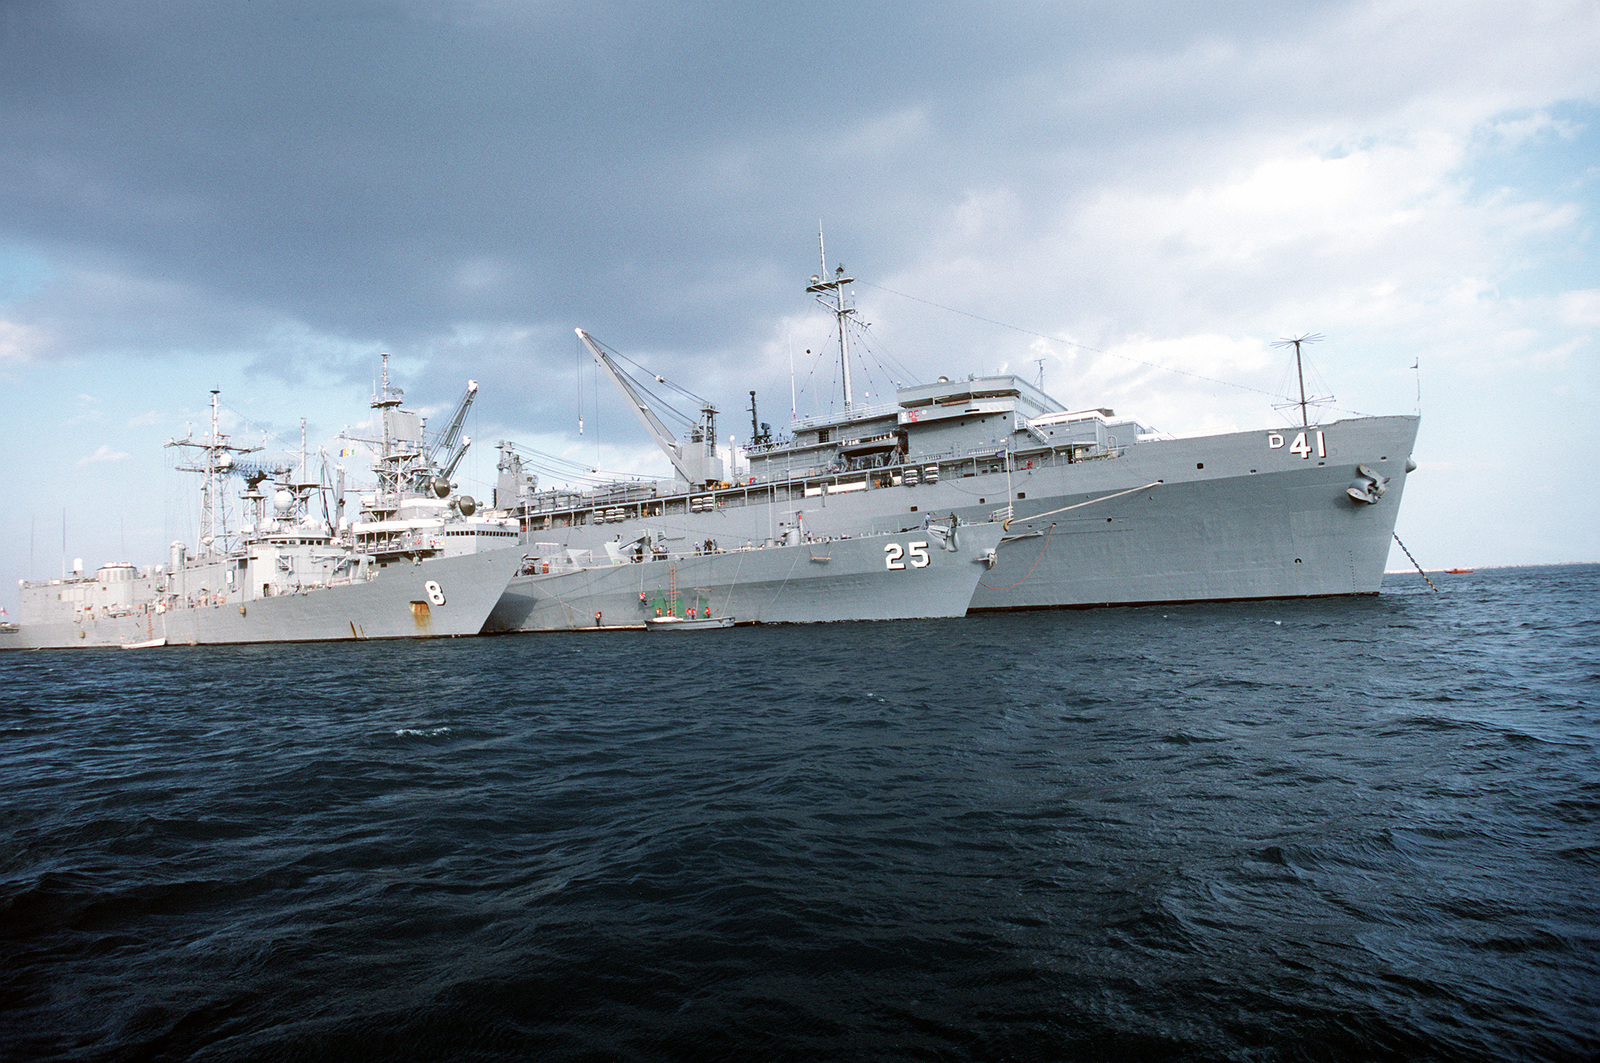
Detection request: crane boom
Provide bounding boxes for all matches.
[430,380,478,466]
[576,328,697,484]
[438,435,472,481]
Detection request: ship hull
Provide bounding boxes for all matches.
[969,416,1417,608]
[484,526,1005,633]
[5,548,524,650]
[520,415,1418,610]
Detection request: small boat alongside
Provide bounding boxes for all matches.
[647,615,735,631]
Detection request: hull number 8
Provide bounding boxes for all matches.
[885,541,931,570]
[424,580,447,605]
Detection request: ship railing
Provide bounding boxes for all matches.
[789,400,904,430]
[589,483,657,505]
[521,483,657,513]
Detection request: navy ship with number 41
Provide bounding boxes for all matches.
[491,249,1419,609]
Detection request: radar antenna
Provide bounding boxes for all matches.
[1271,333,1328,427]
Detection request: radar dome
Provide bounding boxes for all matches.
[274,489,294,514]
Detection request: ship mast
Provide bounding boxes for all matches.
[1272,333,1326,427]
[370,352,407,505]
[805,233,858,411]
[165,390,262,556]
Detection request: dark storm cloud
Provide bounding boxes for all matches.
[1,0,1348,356]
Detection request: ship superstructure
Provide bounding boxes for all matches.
[344,354,521,561]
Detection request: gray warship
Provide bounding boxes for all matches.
[6,374,522,650]
[488,249,1418,610]
[484,517,1006,633]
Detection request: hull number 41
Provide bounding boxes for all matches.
[1268,430,1326,459]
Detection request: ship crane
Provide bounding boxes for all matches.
[428,379,478,485]
[576,328,724,489]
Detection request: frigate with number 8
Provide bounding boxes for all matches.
[6,377,523,650]
[488,250,1419,610]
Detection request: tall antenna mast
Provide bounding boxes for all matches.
[207,391,219,548]
[805,231,858,410]
[1272,333,1326,427]
[371,352,404,503]
[166,390,261,556]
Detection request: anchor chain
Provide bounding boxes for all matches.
[1393,532,1438,592]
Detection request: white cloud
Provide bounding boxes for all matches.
[1558,289,1600,326]
[0,318,50,361]
[76,444,129,466]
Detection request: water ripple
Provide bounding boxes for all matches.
[1,565,1596,1061]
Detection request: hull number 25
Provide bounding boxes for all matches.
[885,541,931,570]
[1268,430,1327,459]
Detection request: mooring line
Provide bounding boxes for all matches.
[1003,480,1164,530]
[979,524,1055,591]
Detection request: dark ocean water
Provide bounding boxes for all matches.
[2,565,1597,1062]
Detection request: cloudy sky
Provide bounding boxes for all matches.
[2,0,1596,607]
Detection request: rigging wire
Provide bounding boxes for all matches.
[581,333,708,430]
[497,440,657,486]
[786,301,907,418]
